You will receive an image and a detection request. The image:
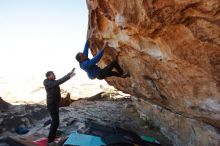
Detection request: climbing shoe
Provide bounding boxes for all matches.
[121,72,130,78]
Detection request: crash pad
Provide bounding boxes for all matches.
[63,131,105,146]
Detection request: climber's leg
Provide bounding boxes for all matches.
[105,60,123,74]
[97,70,121,80]
[108,60,130,78]
[97,61,124,79]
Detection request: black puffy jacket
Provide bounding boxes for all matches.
[43,74,70,106]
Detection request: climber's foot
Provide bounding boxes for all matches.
[121,72,130,78]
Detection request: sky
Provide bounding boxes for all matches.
[0,0,108,102]
[0,0,88,76]
[0,0,93,80]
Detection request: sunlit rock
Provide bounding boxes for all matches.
[87,0,220,145]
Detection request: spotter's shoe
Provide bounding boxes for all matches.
[47,141,58,146]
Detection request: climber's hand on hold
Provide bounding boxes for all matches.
[103,41,109,49]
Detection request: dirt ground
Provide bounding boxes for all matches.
[0,93,172,146]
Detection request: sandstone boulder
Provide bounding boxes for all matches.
[86,0,220,129]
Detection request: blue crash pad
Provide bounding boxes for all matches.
[63,131,106,146]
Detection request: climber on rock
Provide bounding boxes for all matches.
[75,39,129,80]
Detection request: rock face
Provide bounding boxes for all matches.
[132,96,220,146]
[0,97,10,111]
[87,0,220,127]
[87,0,220,144]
